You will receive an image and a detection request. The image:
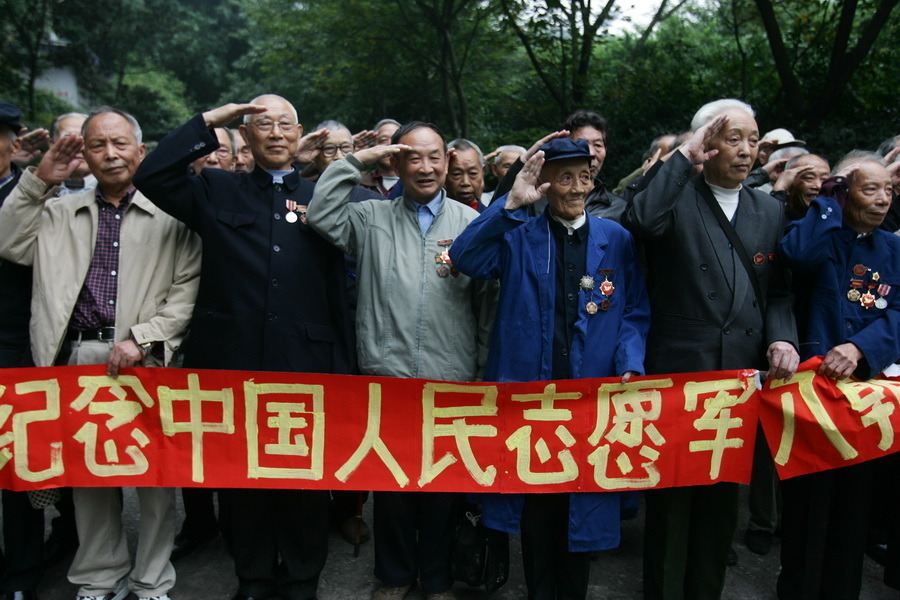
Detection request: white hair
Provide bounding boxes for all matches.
[243,94,298,124]
[691,99,755,131]
[448,138,485,165]
[492,145,526,163]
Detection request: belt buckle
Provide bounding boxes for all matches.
[98,327,116,342]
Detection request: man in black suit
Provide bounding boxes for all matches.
[622,99,799,600]
[134,96,353,600]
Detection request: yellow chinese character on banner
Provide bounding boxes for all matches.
[244,381,324,480]
[419,382,499,487]
[506,383,581,485]
[684,379,754,479]
[769,371,858,466]
[157,373,235,483]
[335,383,409,487]
[836,379,900,452]
[70,375,156,477]
[586,379,673,489]
[0,379,64,482]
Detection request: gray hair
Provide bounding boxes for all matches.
[769,146,807,163]
[222,127,237,154]
[82,107,142,145]
[0,124,16,144]
[51,112,89,140]
[492,144,526,163]
[876,135,900,159]
[833,150,887,176]
[242,94,298,124]
[313,119,350,134]
[373,118,401,131]
[691,99,755,131]
[448,138,485,165]
[785,153,828,171]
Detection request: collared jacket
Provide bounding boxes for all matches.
[0,167,201,367]
[779,195,900,378]
[307,154,497,381]
[449,198,651,551]
[134,114,353,374]
[623,152,797,374]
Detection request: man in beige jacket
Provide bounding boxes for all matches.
[0,107,200,600]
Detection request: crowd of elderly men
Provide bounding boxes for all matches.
[0,95,897,600]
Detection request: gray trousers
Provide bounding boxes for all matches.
[64,339,176,597]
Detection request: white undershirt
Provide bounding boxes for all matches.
[550,212,586,235]
[706,180,741,222]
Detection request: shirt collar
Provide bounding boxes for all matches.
[95,186,136,210]
[549,211,588,237]
[414,190,444,217]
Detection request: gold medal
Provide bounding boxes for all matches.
[847,289,861,302]
[860,292,876,309]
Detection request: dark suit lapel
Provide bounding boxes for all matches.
[694,180,734,285]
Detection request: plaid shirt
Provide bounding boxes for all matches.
[69,188,136,331]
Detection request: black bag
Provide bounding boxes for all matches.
[450,502,510,593]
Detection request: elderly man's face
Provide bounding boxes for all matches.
[83,112,145,191]
[239,96,301,171]
[55,115,91,179]
[233,133,254,173]
[390,126,448,205]
[375,122,400,172]
[492,150,522,180]
[542,158,594,221]
[790,155,830,206]
[446,147,484,206]
[703,108,759,189]
[570,126,606,177]
[844,161,892,234]
[0,126,19,180]
[191,128,234,174]
[313,128,353,174]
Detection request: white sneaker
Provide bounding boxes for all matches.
[76,576,129,600]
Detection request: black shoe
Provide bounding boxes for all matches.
[866,542,888,566]
[744,528,773,555]
[727,546,738,566]
[42,529,78,566]
[6,592,38,600]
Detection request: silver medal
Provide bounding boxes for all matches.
[285,211,298,223]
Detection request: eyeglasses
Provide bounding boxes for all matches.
[249,120,297,133]
[320,143,354,157]
[213,148,234,159]
[547,172,593,187]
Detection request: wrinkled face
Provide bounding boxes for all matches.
[239,96,301,171]
[190,128,234,174]
[789,155,830,205]
[0,126,18,180]
[83,112,145,191]
[844,161,892,234]
[542,157,594,221]
[390,126,448,205]
[703,108,759,189]
[375,122,400,172]
[313,128,353,173]
[233,133,254,173]
[492,150,522,180]
[55,115,90,178]
[446,147,484,205]
[570,126,606,177]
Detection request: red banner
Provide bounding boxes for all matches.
[0,361,896,492]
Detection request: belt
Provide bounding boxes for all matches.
[67,327,116,342]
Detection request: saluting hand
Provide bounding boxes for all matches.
[352,143,411,167]
[35,133,85,187]
[505,151,549,211]
[202,103,268,128]
[679,113,728,165]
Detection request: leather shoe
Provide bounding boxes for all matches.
[744,528,773,555]
[6,592,38,600]
[726,546,738,566]
[339,515,370,545]
[171,529,219,561]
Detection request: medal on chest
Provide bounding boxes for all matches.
[285,200,306,224]
[434,239,458,278]
[582,269,614,314]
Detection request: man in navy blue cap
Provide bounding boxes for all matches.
[451,137,650,599]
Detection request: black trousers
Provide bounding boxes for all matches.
[0,490,44,592]
[373,491,459,594]
[882,453,900,591]
[521,493,590,600]
[221,488,329,600]
[643,482,739,600]
[778,461,874,600]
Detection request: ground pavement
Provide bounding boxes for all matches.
[9,486,896,599]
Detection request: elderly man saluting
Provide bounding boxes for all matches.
[450,137,650,600]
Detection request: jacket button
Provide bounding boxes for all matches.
[267,312,276,321]
[700,263,708,271]
[272,279,279,287]
[274,213,281,220]
[567,293,575,301]
[708,291,717,299]
[745,328,753,335]
[723,327,731,334]
[275,184,282,192]
[561,349,569,357]
[273,245,281,252]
